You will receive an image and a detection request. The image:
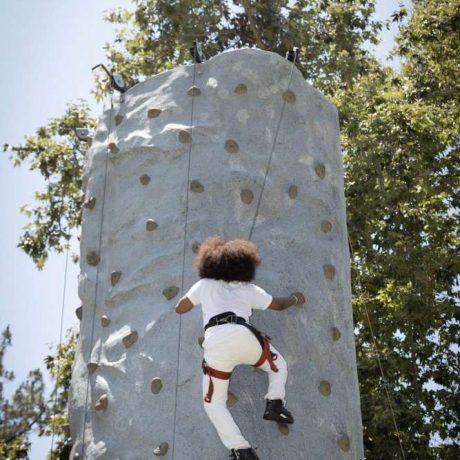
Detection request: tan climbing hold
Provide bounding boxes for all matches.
[332,327,341,341]
[114,114,124,126]
[111,271,122,287]
[192,242,201,254]
[151,377,163,395]
[108,142,119,154]
[225,139,239,154]
[234,83,248,95]
[147,108,162,119]
[178,130,192,144]
[146,219,158,231]
[140,174,151,185]
[122,331,138,349]
[163,286,179,300]
[319,380,331,396]
[187,86,201,96]
[198,336,204,348]
[240,189,254,205]
[283,90,296,104]
[323,264,336,280]
[254,367,265,375]
[278,423,290,435]
[87,362,98,375]
[100,315,111,327]
[315,163,326,179]
[190,180,204,193]
[94,394,108,411]
[337,435,351,452]
[86,251,100,266]
[153,442,169,456]
[83,197,96,210]
[288,185,298,199]
[321,221,332,233]
[75,306,83,321]
[227,391,238,408]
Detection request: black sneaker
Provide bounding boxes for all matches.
[263,399,294,424]
[229,447,260,459]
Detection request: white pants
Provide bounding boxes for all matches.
[202,324,288,450]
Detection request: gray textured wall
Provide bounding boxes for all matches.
[69,48,363,460]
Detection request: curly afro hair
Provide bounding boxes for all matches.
[194,236,261,282]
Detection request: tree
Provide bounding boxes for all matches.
[0,327,46,459]
[4,0,459,458]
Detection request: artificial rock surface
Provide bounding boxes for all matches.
[69,48,363,459]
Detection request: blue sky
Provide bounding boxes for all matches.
[0,1,401,458]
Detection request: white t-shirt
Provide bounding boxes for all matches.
[185,278,273,327]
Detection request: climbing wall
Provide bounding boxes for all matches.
[69,48,364,459]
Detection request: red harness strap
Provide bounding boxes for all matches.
[202,336,279,403]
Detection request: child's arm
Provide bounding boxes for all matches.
[175,296,194,314]
[268,291,305,311]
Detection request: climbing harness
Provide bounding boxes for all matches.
[201,312,279,403]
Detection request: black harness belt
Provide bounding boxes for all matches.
[202,311,278,403]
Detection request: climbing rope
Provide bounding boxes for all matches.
[248,54,297,241]
[50,247,69,453]
[347,234,406,460]
[80,91,115,458]
[171,44,199,460]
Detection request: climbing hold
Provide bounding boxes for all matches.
[321,221,332,233]
[87,362,98,375]
[140,174,151,185]
[75,306,83,321]
[108,142,119,154]
[83,197,96,210]
[86,251,100,266]
[198,336,204,348]
[190,180,204,193]
[122,331,138,349]
[332,327,341,341]
[163,286,179,300]
[278,423,290,435]
[283,90,296,104]
[240,189,254,205]
[178,130,192,144]
[234,83,248,95]
[94,394,108,411]
[147,108,162,119]
[153,442,169,456]
[227,391,238,408]
[225,139,239,154]
[73,453,80,459]
[254,367,265,375]
[114,114,124,126]
[192,242,201,253]
[100,315,111,327]
[187,86,201,96]
[111,271,122,287]
[146,219,158,231]
[319,380,331,396]
[288,185,298,199]
[315,163,326,179]
[151,377,163,395]
[323,264,336,280]
[337,435,351,452]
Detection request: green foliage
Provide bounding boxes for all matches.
[3,0,459,458]
[3,101,96,269]
[0,327,46,459]
[40,328,77,460]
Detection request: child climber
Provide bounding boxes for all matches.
[175,236,305,460]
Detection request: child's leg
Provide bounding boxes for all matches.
[257,344,288,400]
[202,367,251,450]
